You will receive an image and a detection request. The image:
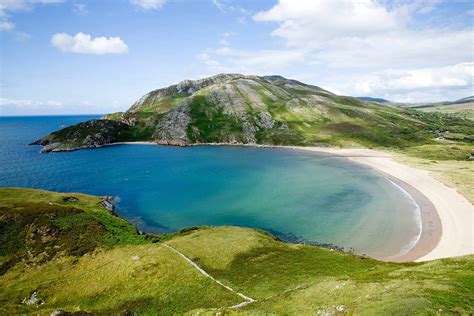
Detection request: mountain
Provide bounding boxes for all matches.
[393,96,474,109]
[454,96,474,103]
[356,97,390,103]
[32,74,473,152]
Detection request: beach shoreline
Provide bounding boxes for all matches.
[294,146,473,262]
[94,141,474,262]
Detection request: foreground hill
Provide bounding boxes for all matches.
[32,74,473,155]
[1,188,473,314]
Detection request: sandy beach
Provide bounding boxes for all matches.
[296,147,474,262]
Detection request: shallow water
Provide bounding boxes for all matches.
[0,116,420,258]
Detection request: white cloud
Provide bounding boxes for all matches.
[0,98,111,115]
[212,0,226,12]
[357,63,473,93]
[130,0,166,10]
[73,3,88,15]
[51,32,128,55]
[252,0,472,70]
[197,46,307,75]
[0,98,63,109]
[206,0,474,102]
[312,29,473,69]
[0,0,63,16]
[212,0,250,24]
[327,63,474,102]
[254,0,409,45]
[0,0,63,36]
[0,20,14,30]
[14,31,30,41]
[219,32,231,46]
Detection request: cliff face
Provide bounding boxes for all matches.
[32,73,474,152]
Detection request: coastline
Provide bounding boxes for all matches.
[40,140,474,262]
[294,146,473,262]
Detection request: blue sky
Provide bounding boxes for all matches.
[0,0,473,115]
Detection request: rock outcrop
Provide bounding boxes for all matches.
[31,120,131,152]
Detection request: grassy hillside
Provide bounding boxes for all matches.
[33,74,473,160]
[418,102,474,121]
[1,188,473,315]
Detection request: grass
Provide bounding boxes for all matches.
[138,95,188,114]
[0,244,239,315]
[0,188,473,314]
[395,152,474,204]
[0,188,145,273]
[0,189,240,314]
[400,143,473,161]
[167,226,474,315]
[419,103,474,121]
[186,95,245,143]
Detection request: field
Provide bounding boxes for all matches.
[1,188,473,315]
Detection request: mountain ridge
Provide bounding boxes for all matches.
[32,74,473,153]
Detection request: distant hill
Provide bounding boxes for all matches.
[356,97,390,103]
[454,96,474,103]
[413,96,474,121]
[394,96,474,109]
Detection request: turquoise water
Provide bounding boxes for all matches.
[0,116,420,258]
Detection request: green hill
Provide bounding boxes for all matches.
[1,188,473,315]
[32,74,473,158]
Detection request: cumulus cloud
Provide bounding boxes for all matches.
[254,0,408,45]
[130,0,166,10]
[325,63,474,102]
[312,29,473,69]
[51,32,128,55]
[355,63,473,93]
[252,0,472,70]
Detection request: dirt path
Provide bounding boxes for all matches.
[160,243,256,308]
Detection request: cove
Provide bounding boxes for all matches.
[0,116,420,258]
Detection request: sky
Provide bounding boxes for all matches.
[0,0,473,115]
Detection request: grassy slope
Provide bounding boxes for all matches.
[395,153,474,204]
[168,227,474,315]
[0,189,239,314]
[418,102,474,121]
[157,80,473,159]
[1,189,473,315]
